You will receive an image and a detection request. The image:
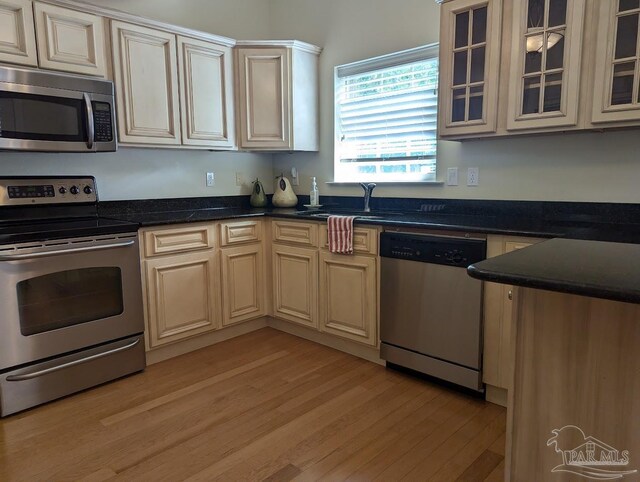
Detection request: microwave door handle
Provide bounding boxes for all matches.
[0,239,134,261]
[83,93,95,150]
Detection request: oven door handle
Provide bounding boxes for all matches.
[5,338,141,382]
[0,239,135,261]
[83,92,95,150]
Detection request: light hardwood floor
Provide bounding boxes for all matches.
[0,328,506,481]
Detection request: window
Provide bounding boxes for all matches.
[334,44,439,183]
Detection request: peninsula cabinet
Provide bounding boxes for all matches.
[482,234,542,405]
[140,223,220,349]
[235,41,321,151]
[0,0,37,67]
[110,21,182,146]
[437,0,640,139]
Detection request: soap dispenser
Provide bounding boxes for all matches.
[310,177,319,206]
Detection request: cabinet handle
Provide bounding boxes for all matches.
[508,289,513,300]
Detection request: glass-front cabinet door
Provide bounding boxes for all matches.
[438,0,503,137]
[507,0,586,130]
[592,0,640,124]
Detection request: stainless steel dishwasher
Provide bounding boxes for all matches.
[380,232,486,392]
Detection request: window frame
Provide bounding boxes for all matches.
[333,43,440,184]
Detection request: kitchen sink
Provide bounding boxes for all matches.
[300,211,404,220]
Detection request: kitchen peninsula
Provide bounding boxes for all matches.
[468,238,640,481]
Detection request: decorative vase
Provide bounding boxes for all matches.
[272,174,298,208]
[249,178,267,207]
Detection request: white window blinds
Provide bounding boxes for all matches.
[335,44,439,182]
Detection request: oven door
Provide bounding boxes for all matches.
[0,234,144,370]
[0,81,116,152]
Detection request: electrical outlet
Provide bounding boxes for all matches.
[206,172,215,187]
[447,167,459,186]
[291,167,299,186]
[467,167,479,186]
[235,172,244,186]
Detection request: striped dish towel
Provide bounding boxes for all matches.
[328,215,356,254]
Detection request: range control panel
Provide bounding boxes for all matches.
[0,177,97,206]
[380,232,486,267]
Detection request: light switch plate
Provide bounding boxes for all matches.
[447,167,458,186]
[206,172,215,187]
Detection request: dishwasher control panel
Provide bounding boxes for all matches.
[380,232,486,267]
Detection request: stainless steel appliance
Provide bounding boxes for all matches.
[0,177,144,416]
[0,66,116,152]
[380,232,486,392]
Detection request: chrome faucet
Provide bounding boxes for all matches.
[360,183,376,212]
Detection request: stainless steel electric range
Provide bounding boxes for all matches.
[0,176,145,416]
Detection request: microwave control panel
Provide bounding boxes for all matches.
[0,177,97,205]
[92,102,113,142]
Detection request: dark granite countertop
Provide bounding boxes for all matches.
[467,238,640,304]
[97,196,640,243]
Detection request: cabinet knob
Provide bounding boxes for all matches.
[508,289,513,300]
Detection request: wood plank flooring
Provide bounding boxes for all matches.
[0,328,506,481]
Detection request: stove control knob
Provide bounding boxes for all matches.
[83,186,94,195]
[70,186,79,195]
[58,187,67,194]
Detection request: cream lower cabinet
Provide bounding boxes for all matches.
[145,250,221,348]
[220,243,266,327]
[483,235,542,393]
[319,252,377,346]
[0,0,37,67]
[272,244,318,328]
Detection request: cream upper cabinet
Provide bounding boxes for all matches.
[319,251,377,346]
[235,41,320,151]
[177,36,235,149]
[506,0,586,131]
[220,243,267,327]
[33,2,106,76]
[438,0,503,137]
[591,0,640,124]
[0,0,37,67]
[110,21,181,145]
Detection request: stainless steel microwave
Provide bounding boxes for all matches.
[0,66,116,152]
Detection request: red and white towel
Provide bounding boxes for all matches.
[327,215,356,254]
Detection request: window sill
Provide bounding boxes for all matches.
[326,181,445,186]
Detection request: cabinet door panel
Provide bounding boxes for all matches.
[111,21,181,145]
[178,36,235,148]
[221,244,266,326]
[319,252,377,346]
[0,0,37,66]
[34,3,106,76]
[592,1,640,124]
[237,47,291,149]
[272,245,318,328]
[506,0,585,130]
[145,251,220,348]
[483,236,541,389]
[438,0,502,137]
